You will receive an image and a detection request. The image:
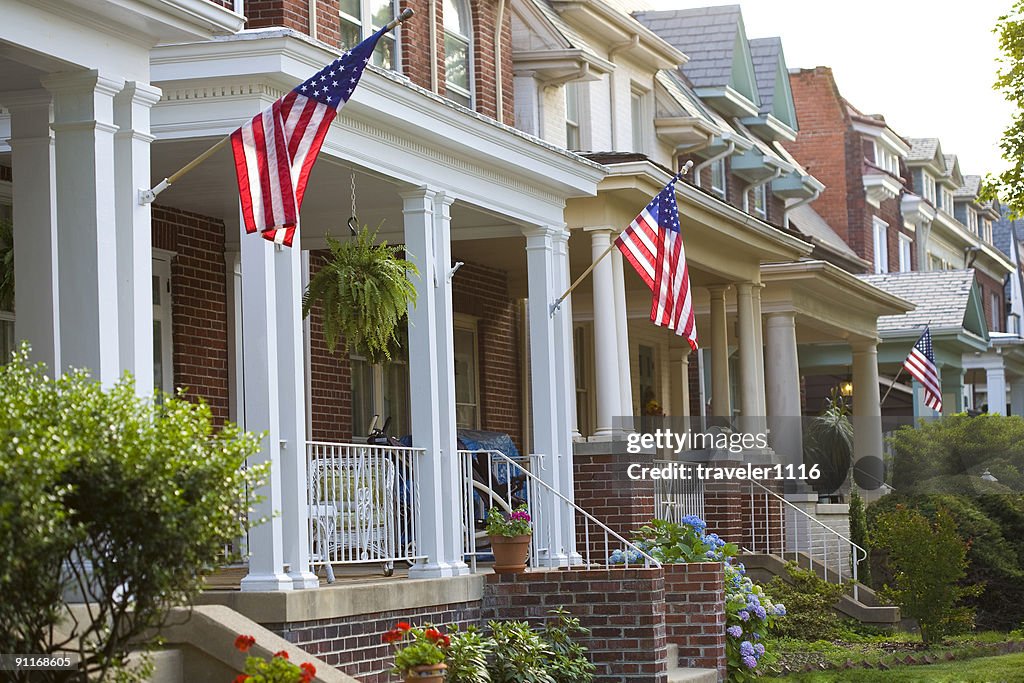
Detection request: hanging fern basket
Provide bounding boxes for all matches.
[302,226,418,365]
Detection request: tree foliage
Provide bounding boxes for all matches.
[0,216,13,312]
[802,391,854,495]
[301,226,417,364]
[0,347,264,682]
[982,3,1024,213]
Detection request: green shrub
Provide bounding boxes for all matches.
[445,625,492,683]
[870,505,981,643]
[766,563,849,640]
[848,490,871,586]
[542,608,595,683]
[486,620,555,683]
[0,348,263,682]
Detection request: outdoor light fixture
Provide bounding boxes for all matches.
[981,469,999,482]
[840,380,854,397]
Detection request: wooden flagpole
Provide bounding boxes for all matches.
[550,160,693,314]
[139,7,415,205]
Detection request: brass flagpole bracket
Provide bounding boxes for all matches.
[549,159,693,316]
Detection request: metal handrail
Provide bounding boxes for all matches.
[743,479,867,601]
[460,449,660,571]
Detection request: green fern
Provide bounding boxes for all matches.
[301,225,417,364]
[0,217,12,312]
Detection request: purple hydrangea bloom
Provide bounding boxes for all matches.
[738,610,750,621]
[727,626,743,638]
[753,606,767,620]
[739,641,755,657]
[742,655,757,669]
[754,643,766,656]
[773,604,787,617]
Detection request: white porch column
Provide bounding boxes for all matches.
[275,237,317,589]
[524,225,568,566]
[736,283,764,426]
[401,187,466,578]
[1012,379,1024,418]
[985,363,1007,415]
[851,338,884,495]
[588,228,621,437]
[611,248,634,421]
[669,347,690,417]
[5,90,60,369]
[552,228,580,562]
[43,70,124,384]
[708,285,732,418]
[113,81,160,396]
[238,224,291,591]
[941,365,965,415]
[764,312,801,462]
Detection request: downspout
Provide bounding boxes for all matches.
[495,0,506,122]
[607,34,639,150]
[429,0,439,92]
[308,0,316,40]
[234,0,244,16]
[742,165,783,213]
[693,141,734,185]
[783,187,820,231]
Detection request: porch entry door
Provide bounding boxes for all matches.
[152,256,174,397]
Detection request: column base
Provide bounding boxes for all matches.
[408,560,471,579]
[534,553,573,568]
[240,572,294,592]
[288,570,320,590]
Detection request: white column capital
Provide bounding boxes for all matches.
[707,284,731,298]
[41,70,125,98]
[2,89,53,113]
[398,185,438,205]
[522,224,566,243]
[116,81,163,108]
[850,337,880,355]
[765,311,797,328]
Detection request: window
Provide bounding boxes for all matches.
[565,82,581,150]
[929,254,944,271]
[454,319,480,429]
[922,172,937,204]
[351,327,410,437]
[573,325,590,437]
[637,345,657,415]
[898,233,913,272]
[630,90,646,153]
[872,142,900,176]
[443,0,472,107]
[340,0,399,70]
[152,254,175,397]
[967,209,978,235]
[991,292,1003,332]
[872,217,889,273]
[943,190,955,214]
[751,184,767,219]
[710,158,727,199]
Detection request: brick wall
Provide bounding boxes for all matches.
[470,0,515,125]
[206,0,232,8]
[573,448,655,558]
[307,249,354,442]
[663,562,726,679]
[451,261,522,446]
[978,270,1006,333]
[400,0,443,92]
[702,468,744,544]
[483,569,669,683]
[245,0,310,33]
[151,205,231,424]
[265,600,481,683]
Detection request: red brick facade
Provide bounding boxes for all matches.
[690,160,786,231]
[307,250,354,443]
[572,448,655,559]
[151,205,231,425]
[978,270,1006,334]
[663,562,727,678]
[245,0,310,33]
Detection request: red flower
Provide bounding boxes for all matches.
[233,675,250,683]
[439,635,451,648]
[396,621,412,632]
[300,662,317,677]
[274,650,289,659]
[234,635,256,652]
[382,628,403,644]
[424,628,442,642]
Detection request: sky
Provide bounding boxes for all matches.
[639,0,1016,176]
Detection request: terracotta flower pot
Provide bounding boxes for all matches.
[404,662,447,682]
[489,534,531,574]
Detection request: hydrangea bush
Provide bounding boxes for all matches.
[609,515,785,682]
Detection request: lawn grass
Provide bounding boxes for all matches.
[762,651,1024,681]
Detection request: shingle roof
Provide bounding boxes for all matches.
[857,270,975,333]
[788,204,858,259]
[992,207,1019,256]
[906,137,940,162]
[954,174,982,199]
[632,5,742,90]
[531,0,595,57]
[749,37,780,115]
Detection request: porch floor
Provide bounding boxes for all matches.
[203,563,499,590]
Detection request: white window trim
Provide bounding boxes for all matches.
[443,0,473,108]
[751,184,767,219]
[453,314,481,430]
[340,0,401,71]
[630,85,651,155]
[872,217,889,274]
[152,250,176,396]
[565,82,581,150]
[710,158,727,199]
[898,233,913,272]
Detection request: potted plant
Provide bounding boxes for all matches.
[382,622,450,682]
[231,634,317,683]
[485,505,532,574]
[301,225,418,364]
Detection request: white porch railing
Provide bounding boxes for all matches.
[306,441,426,582]
[652,460,706,523]
[460,450,659,571]
[740,479,867,600]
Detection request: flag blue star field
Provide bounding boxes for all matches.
[230,27,387,246]
[903,327,941,412]
[614,179,697,349]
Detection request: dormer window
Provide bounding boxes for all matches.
[751,184,767,219]
[443,0,472,107]
[942,189,955,214]
[968,209,978,235]
[872,141,899,176]
[921,172,936,204]
[340,0,399,70]
[710,158,727,200]
[565,82,581,150]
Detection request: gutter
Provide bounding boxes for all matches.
[693,141,734,181]
[742,166,783,213]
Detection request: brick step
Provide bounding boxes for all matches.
[666,644,720,683]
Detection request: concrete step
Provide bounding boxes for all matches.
[666,643,720,683]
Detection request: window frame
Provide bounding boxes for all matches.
[991,291,1003,332]
[898,233,913,272]
[751,183,767,219]
[339,0,401,71]
[872,217,889,274]
[350,328,411,439]
[443,0,473,108]
[453,314,481,430]
[565,82,581,150]
[710,158,728,200]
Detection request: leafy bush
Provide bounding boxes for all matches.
[870,505,981,643]
[445,625,492,683]
[766,563,850,640]
[0,348,263,682]
[725,562,786,681]
[612,516,738,564]
[542,608,595,683]
[803,391,853,495]
[486,620,554,683]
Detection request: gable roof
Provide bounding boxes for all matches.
[632,5,760,106]
[954,174,982,199]
[749,37,780,114]
[906,137,940,162]
[788,203,860,261]
[857,269,988,340]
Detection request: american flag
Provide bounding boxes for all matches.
[230,27,386,247]
[903,327,941,412]
[615,179,698,350]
